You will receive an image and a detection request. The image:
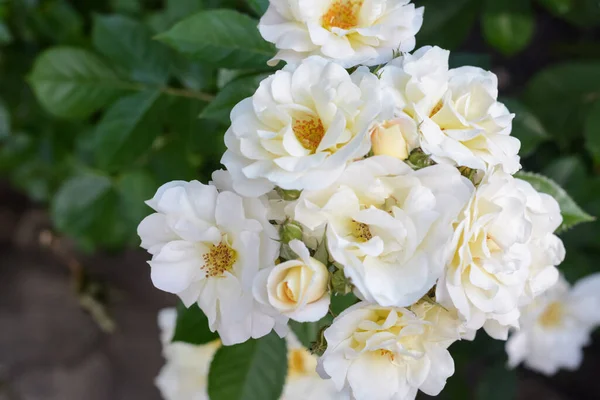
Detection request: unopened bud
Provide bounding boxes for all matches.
[275,187,302,201]
[407,148,435,170]
[280,220,303,244]
[370,120,410,160]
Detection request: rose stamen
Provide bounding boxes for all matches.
[293,116,326,153]
[202,240,237,277]
[322,0,364,31]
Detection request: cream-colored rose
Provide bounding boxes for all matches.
[254,240,331,322]
[370,114,418,160]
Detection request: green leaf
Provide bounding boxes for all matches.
[111,0,141,15]
[415,0,478,49]
[585,100,600,163]
[482,0,535,56]
[115,169,157,235]
[201,74,267,124]
[208,332,287,400]
[172,303,219,345]
[150,136,199,183]
[542,156,587,198]
[93,90,162,172]
[0,98,10,138]
[501,98,549,157]
[92,15,170,85]
[157,9,275,69]
[0,21,13,45]
[476,362,517,400]
[28,47,132,119]
[289,319,331,349]
[515,171,595,232]
[247,0,269,16]
[523,62,600,147]
[166,0,204,22]
[449,52,492,70]
[51,173,115,238]
[536,0,573,15]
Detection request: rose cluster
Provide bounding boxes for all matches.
[138,1,576,399]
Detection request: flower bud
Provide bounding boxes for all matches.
[259,240,331,322]
[280,220,303,244]
[370,119,415,160]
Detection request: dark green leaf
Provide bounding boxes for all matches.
[516,171,595,232]
[247,0,269,16]
[542,156,587,197]
[536,0,573,15]
[201,74,267,124]
[330,292,358,315]
[28,47,132,119]
[166,0,204,22]
[110,0,141,15]
[0,21,12,45]
[0,98,10,138]
[482,0,535,56]
[415,0,478,49]
[584,100,600,163]
[150,136,199,183]
[157,9,275,69]
[115,169,157,234]
[289,319,331,349]
[172,303,219,345]
[476,362,517,400]
[93,90,162,172]
[51,173,115,238]
[501,98,549,157]
[449,52,492,70]
[523,62,600,147]
[208,332,287,400]
[92,15,170,84]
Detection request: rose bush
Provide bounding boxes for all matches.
[3,0,600,399]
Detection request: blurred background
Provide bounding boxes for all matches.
[1,0,600,399]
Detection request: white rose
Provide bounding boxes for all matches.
[380,46,521,174]
[222,56,383,197]
[259,0,423,68]
[437,171,565,340]
[293,156,473,307]
[254,240,331,322]
[317,301,461,400]
[418,66,521,174]
[380,46,451,119]
[155,308,219,400]
[137,177,287,345]
[507,274,600,375]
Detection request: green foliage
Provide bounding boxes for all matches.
[92,14,170,84]
[208,332,287,400]
[28,47,130,119]
[516,172,595,232]
[172,303,219,345]
[501,98,550,157]
[482,0,534,56]
[201,73,268,124]
[157,9,275,69]
[524,62,600,148]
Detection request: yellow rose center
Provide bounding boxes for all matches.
[322,0,364,30]
[293,116,326,153]
[202,240,237,277]
[352,220,372,242]
[539,302,564,328]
